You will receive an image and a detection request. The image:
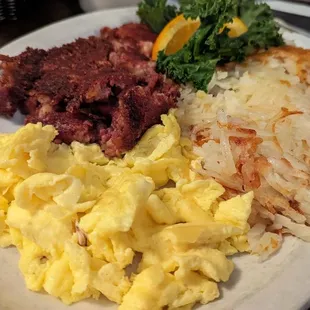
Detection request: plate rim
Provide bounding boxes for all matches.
[0,6,137,54]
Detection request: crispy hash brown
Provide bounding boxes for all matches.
[0,23,179,157]
[221,45,310,84]
[177,46,310,258]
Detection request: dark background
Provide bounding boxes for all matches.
[0,0,83,47]
[0,0,309,47]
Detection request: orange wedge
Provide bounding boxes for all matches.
[152,15,248,61]
[152,14,201,61]
[220,17,248,38]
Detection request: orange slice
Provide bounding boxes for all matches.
[152,15,248,61]
[220,17,248,38]
[152,14,200,61]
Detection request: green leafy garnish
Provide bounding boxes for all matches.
[138,0,284,92]
[137,0,178,33]
[157,26,220,91]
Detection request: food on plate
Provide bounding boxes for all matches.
[0,0,285,158]
[151,14,201,61]
[176,46,310,258]
[0,111,254,309]
[0,23,179,157]
[151,14,248,61]
[139,0,284,91]
[1,0,310,307]
[136,0,310,256]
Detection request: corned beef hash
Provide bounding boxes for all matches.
[0,23,179,157]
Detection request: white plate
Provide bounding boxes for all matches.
[1,7,310,310]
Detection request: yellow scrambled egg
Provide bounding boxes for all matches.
[0,111,253,309]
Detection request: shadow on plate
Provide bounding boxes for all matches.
[84,295,114,307]
[11,111,24,125]
[221,265,242,291]
[0,112,24,127]
[31,289,114,308]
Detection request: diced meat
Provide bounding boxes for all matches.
[0,88,15,116]
[100,23,157,58]
[0,48,47,115]
[26,111,95,144]
[0,23,179,157]
[100,83,178,157]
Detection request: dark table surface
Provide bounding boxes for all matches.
[0,0,310,48]
[0,0,83,47]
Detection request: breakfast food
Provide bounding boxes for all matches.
[139,0,284,91]
[176,46,310,257]
[0,23,179,157]
[0,112,253,309]
[1,0,310,308]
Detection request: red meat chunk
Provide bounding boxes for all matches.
[0,23,179,157]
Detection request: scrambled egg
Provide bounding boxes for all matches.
[0,111,253,309]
